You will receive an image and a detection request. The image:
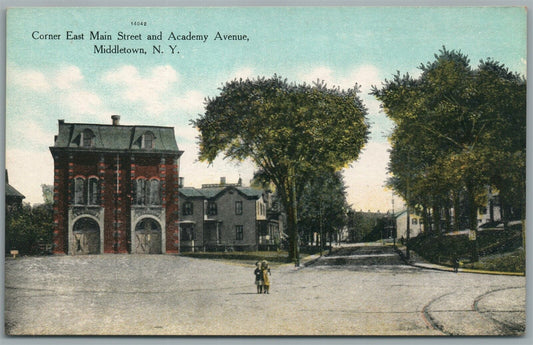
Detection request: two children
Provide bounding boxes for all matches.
[254,260,271,294]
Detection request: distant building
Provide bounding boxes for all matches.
[395,211,424,241]
[179,177,284,252]
[395,191,503,240]
[49,116,183,255]
[5,170,25,213]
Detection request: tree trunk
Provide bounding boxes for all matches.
[466,185,479,262]
[452,191,460,232]
[423,206,430,235]
[444,202,452,233]
[286,204,298,262]
[432,203,441,237]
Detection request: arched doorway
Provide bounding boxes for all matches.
[134,218,162,254]
[73,217,100,254]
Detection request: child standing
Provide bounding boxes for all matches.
[254,261,263,293]
[261,260,271,294]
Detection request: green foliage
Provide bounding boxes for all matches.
[180,251,302,263]
[41,184,54,205]
[372,47,526,258]
[298,171,349,247]
[409,229,524,272]
[468,249,525,273]
[5,203,53,256]
[345,210,390,242]
[193,75,369,261]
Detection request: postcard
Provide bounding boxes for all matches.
[4,6,527,336]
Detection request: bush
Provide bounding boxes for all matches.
[466,249,525,272]
[5,203,53,256]
[408,229,524,272]
[180,251,299,263]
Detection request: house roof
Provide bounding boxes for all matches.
[50,119,182,155]
[179,186,264,200]
[394,210,421,218]
[236,187,264,198]
[179,187,207,198]
[6,183,25,199]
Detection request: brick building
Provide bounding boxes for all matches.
[49,116,183,255]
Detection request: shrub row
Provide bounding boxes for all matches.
[408,229,524,272]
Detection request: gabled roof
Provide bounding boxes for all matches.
[394,210,421,218]
[6,183,25,199]
[236,187,264,198]
[179,187,207,198]
[50,119,182,154]
[179,186,264,200]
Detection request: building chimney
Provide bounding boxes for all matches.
[220,177,226,185]
[179,177,184,188]
[111,115,120,126]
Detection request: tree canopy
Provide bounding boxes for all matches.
[299,170,349,252]
[372,47,526,260]
[193,75,369,262]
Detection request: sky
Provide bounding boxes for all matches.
[5,6,527,212]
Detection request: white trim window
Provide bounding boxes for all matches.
[74,177,85,205]
[142,131,155,149]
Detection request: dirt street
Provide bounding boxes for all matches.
[4,245,526,336]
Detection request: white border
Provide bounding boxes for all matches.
[1,1,531,345]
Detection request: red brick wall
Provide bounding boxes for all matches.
[52,153,67,254]
[52,151,180,255]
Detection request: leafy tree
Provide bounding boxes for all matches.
[41,184,54,205]
[372,48,526,261]
[298,170,349,254]
[193,76,369,262]
[5,202,53,255]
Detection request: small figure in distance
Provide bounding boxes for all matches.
[254,261,263,294]
[261,260,271,294]
[453,256,460,273]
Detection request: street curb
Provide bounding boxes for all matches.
[278,254,322,269]
[395,247,525,276]
[301,254,322,267]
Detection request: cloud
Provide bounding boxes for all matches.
[13,119,55,148]
[7,65,111,121]
[103,65,180,115]
[6,148,54,205]
[299,66,334,86]
[180,153,256,189]
[8,68,51,92]
[61,90,105,118]
[230,67,255,80]
[343,141,393,212]
[172,90,205,114]
[54,65,84,90]
[176,124,200,143]
[299,64,382,93]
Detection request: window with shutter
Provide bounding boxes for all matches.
[136,178,146,205]
[149,179,160,205]
[74,177,85,204]
[88,177,99,205]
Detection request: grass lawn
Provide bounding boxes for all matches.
[180,250,308,266]
[409,228,525,273]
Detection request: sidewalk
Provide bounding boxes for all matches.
[395,245,525,276]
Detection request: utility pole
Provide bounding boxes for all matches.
[319,203,323,257]
[405,152,411,260]
[292,173,300,267]
[392,193,396,249]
